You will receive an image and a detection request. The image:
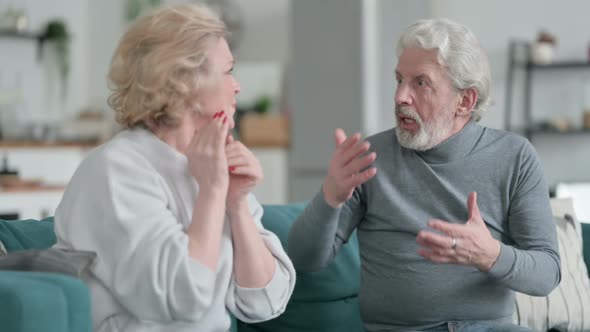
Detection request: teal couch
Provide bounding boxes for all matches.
[0,218,92,332]
[0,204,364,332]
[2,204,590,332]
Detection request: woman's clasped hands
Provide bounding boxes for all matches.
[185,111,263,209]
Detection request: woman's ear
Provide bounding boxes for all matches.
[456,87,478,117]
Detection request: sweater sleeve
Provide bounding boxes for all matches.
[225,194,296,323]
[54,147,216,323]
[487,142,561,296]
[288,187,365,272]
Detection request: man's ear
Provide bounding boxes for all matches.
[456,88,478,117]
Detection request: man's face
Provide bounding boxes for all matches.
[394,47,461,151]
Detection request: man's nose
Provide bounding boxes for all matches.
[394,84,412,106]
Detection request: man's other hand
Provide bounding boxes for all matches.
[322,128,377,208]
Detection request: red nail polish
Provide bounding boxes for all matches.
[229,166,236,172]
[223,116,227,124]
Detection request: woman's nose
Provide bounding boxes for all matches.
[234,79,241,94]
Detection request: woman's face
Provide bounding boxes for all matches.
[195,38,240,130]
[151,38,241,153]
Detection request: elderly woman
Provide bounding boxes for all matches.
[53,4,295,332]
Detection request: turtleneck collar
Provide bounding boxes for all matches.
[414,120,483,164]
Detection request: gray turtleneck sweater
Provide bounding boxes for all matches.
[288,121,561,331]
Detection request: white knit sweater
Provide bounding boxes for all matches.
[54,127,295,332]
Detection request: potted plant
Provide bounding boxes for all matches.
[40,19,71,100]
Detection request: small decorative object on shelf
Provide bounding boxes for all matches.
[0,155,19,187]
[0,6,28,32]
[531,30,557,65]
[240,113,289,148]
[584,112,590,130]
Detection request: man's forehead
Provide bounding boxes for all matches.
[396,48,443,77]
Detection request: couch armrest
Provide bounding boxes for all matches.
[0,271,92,332]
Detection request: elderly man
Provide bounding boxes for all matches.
[288,18,560,332]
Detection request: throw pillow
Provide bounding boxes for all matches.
[583,223,590,276]
[0,239,6,255]
[0,248,96,278]
[514,214,590,331]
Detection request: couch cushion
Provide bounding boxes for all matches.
[515,215,590,331]
[0,217,56,252]
[237,297,363,332]
[261,204,360,301]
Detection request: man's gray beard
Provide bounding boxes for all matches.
[394,105,454,151]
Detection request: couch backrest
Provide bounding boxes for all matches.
[260,204,361,302]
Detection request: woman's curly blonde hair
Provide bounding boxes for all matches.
[108,4,227,128]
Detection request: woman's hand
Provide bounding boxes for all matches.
[185,111,230,194]
[225,135,263,209]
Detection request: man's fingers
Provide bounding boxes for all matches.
[344,167,377,189]
[338,141,371,167]
[343,152,376,175]
[416,230,455,250]
[418,250,454,264]
[334,128,347,146]
[336,132,361,152]
[467,191,482,222]
[427,219,465,237]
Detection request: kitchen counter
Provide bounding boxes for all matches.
[0,140,100,149]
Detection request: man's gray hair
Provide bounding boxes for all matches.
[396,18,491,121]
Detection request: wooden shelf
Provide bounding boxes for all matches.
[527,128,590,136]
[526,61,590,70]
[0,183,65,193]
[0,30,42,40]
[0,140,100,149]
[0,30,46,60]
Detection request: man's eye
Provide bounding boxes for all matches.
[417,80,426,87]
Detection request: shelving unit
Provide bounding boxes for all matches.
[504,40,590,140]
[0,30,46,60]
